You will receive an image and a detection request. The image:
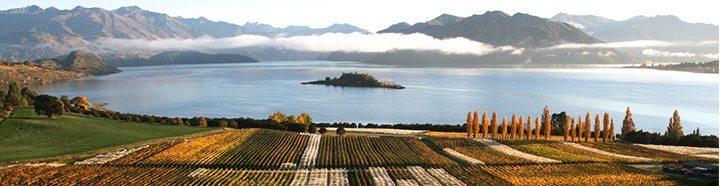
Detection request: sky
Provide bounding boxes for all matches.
[0,0,718,32]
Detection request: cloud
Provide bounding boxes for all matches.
[98,33,523,56]
[642,49,719,59]
[545,40,718,49]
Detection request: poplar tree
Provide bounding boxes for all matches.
[609,119,615,142]
[603,112,610,142]
[577,115,584,139]
[543,106,551,140]
[482,112,490,138]
[491,111,498,138]
[518,115,525,139]
[526,116,532,139]
[665,110,683,140]
[570,117,577,141]
[621,106,636,139]
[510,114,517,139]
[563,115,570,141]
[535,116,541,139]
[501,116,508,139]
[466,112,473,138]
[594,114,601,142]
[473,111,480,138]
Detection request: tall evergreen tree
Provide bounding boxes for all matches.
[665,110,683,140]
[621,106,636,139]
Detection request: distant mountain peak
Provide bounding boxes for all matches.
[113,6,145,14]
[0,5,45,15]
[427,14,463,26]
[482,10,510,18]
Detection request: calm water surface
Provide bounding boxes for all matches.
[37,61,719,134]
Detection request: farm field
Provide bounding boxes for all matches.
[0,108,212,163]
[0,128,716,185]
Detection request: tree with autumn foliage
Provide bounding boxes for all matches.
[585,113,592,142]
[570,117,577,141]
[621,106,636,139]
[466,112,473,138]
[518,115,525,139]
[665,110,683,140]
[473,111,480,138]
[525,116,532,139]
[534,116,541,139]
[563,116,570,141]
[542,106,551,140]
[501,116,508,139]
[609,119,615,142]
[491,111,498,138]
[577,115,584,140]
[603,112,610,142]
[510,114,517,139]
[482,112,489,138]
[71,96,91,112]
[594,114,601,142]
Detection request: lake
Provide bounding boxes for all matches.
[37,61,719,134]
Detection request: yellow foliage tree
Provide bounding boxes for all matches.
[535,116,541,139]
[510,114,517,139]
[563,116,570,141]
[491,110,498,138]
[543,106,551,140]
[473,111,480,138]
[501,116,508,139]
[594,114,601,142]
[570,117,577,141]
[466,112,473,138]
[518,115,525,139]
[482,112,489,138]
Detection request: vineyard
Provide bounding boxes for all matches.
[0,128,715,185]
[314,136,456,168]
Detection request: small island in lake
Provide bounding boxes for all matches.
[302,72,405,89]
[628,60,718,73]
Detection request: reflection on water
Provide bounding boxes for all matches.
[37,61,719,134]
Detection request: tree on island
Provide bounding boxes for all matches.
[665,110,683,140]
[33,94,64,119]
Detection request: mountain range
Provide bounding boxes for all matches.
[551,13,718,42]
[0,5,367,61]
[379,11,601,48]
[0,5,716,66]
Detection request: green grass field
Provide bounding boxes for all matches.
[0,108,212,163]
